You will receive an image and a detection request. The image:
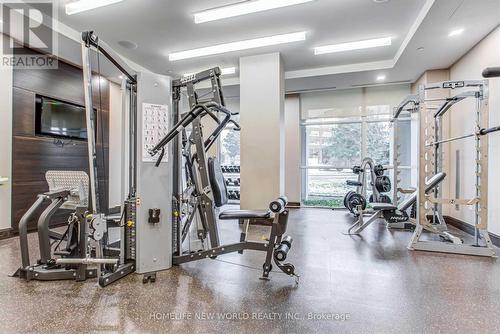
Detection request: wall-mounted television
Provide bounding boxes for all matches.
[35,95,93,140]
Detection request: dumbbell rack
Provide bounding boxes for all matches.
[221,165,240,204]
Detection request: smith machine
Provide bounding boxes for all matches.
[409,78,500,256]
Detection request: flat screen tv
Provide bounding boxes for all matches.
[35,95,91,140]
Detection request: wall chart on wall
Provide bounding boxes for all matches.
[142,103,169,163]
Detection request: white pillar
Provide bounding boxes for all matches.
[239,53,285,210]
[0,33,13,230]
[285,94,301,204]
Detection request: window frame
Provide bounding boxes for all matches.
[300,114,405,204]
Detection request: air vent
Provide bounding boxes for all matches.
[286,86,337,94]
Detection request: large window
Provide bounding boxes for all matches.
[305,123,362,167]
[218,97,241,166]
[300,85,411,207]
[366,121,391,166]
[220,129,240,165]
[301,118,393,207]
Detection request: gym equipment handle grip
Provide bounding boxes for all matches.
[482,67,500,78]
[480,126,500,135]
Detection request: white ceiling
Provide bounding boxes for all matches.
[54,0,500,92]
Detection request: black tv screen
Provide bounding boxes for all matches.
[35,95,89,140]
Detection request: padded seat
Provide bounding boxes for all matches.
[219,209,271,220]
[371,203,397,211]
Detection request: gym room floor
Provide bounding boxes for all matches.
[0,208,499,334]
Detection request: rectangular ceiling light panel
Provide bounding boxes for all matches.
[314,37,392,55]
[194,0,314,24]
[66,0,124,15]
[169,31,307,61]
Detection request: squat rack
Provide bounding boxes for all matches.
[409,80,498,256]
[391,95,419,208]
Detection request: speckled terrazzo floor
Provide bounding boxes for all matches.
[0,208,499,334]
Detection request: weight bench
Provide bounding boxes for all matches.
[346,172,446,235]
[172,157,298,280]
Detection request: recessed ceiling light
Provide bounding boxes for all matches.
[183,67,237,77]
[376,75,386,81]
[65,0,124,15]
[314,37,392,55]
[417,46,425,51]
[119,75,124,80]
[118,40,138,49]
[221,67,236,75]
[448,28,464,37]
[169,31,307,61]
[194,0,314,24]
[373,0,390,3]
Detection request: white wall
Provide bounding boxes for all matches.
[284,95,301,203]
[0,33,13,230]
[108,82,123,208]
[240,53,285,210]
[448,25,500,235]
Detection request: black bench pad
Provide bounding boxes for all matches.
[219,210,271,220]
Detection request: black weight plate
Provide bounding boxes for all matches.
[374,164,385,177]
[375,176,392,193]
[347,193,367,214]
[344,191,356,208]
[379,194,392,203]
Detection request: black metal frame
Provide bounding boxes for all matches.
[152,68,297,280]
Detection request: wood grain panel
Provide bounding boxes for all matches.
[11,47,110,232]
[12,88,35,136]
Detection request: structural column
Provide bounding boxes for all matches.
[239,53,285,210]
[0,33,13,231]
[284,94,301,205]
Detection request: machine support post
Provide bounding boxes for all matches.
[81,41,100,214]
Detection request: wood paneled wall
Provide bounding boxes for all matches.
[11,48,110,231]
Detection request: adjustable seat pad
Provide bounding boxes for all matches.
[207,157,272,220]
[207,157,229,207]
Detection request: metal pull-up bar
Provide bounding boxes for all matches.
[391,94,419,121]
[426,125,500,147]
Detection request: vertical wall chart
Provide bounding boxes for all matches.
[142,103,169,163]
